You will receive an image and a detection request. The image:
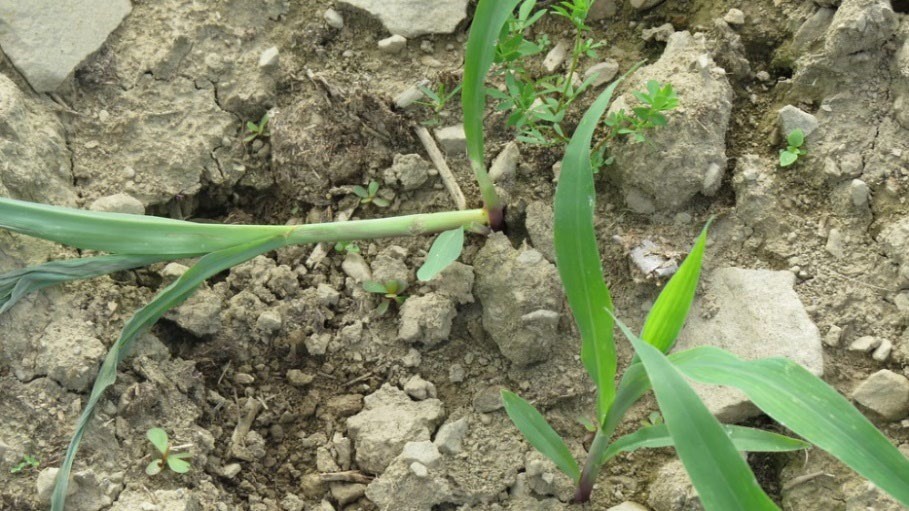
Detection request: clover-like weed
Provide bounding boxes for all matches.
[779,128,806,167]
[243,113,270,143]
[146,428,191,476]
[352,181,391,208]
[9,454,39,474]
[363,279,408,316]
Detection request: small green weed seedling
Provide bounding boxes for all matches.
[351,181,391,208]
[779,128,806,167]
[9,454,39,474]
[592,80,679,167]
[363,279,408,316]
[501,81,909,507]
[243,113,270,143]
[145,428,191,476]
[416,82,462,126]
[333,240,360,254]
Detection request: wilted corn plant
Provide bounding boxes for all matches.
[0,2,533,509]
[500,80,909,507]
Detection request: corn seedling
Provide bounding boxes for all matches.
[779,128,806,167]
[243,113,270,143]
[501,81,909,507]
[9,454,39,474]
[145,428,191,476]
[351,181,391,208]
[363,279,408,316]
[0,4,526,508]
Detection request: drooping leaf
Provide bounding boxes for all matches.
[612,315,778,510]
[501,390,580,482]
[787,128,805,147]
[554,79,625,424]
[639,222,710,352]
[601,423,809,464]
[0,254,168,314]
[166,456,191,474]
[146,428,169,454]
[417,227,464,281]
[0,197,293,255]
[674,347,909,507]
[51,235,288,511]
[145,460,164,476]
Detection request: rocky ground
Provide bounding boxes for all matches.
[1,0,909,510]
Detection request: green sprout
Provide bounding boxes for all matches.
[145,428,191,476]
[10,454,39,474]
[243,113,270,143]
[333,240,360,254]
[352,181,391,208]
[363,279,408,316]
[779,128,807,167]
[501,79,909,507]
[416,82,462,126]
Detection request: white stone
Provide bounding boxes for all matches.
[89,193,145,215]
[378,34,407,54]
[542,41,569,73]
[409,461,428,478]
[849,335,881,352]
[0,0,132,91]
[434,417,468,454]
[675,268,824,421]
[401,440,441,468]
[724,8,745,25]
[850,179,870,208]
[489,141,520,183]
[873,339,893,361]
[323,8,344,29]
[583,60,620,88]
[778,105,819,138]
[824,325,843,347]
[630,0,667,10]
[403,375,437,400]
[338,0,468,37]
[259,46,279,70]
[434,124,467,155]
[852,370,909,421]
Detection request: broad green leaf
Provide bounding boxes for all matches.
[0,254,169,314]
[352,186,369,198]
[554,80,625,424]
[787,128,805,147]
[612,316,778,511]
[166,456,191,474]
[363,280,388,294]
[501,390,580,481]
[674,347,909,506]
[0,197,293,255]
[639,222,710,352]
[779,150,798,167]
[372,197,391,208]
[51,235,287,511]
[146,428,169,454]
[601,423,809,465]
[417,227,464,281]
[375,299,390,316]
[146,460,164,476]
[368,181,380,196]
[462,0,521,207]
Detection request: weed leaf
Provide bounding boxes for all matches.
[787,128,805,147]
[51,235,289,511]
[417,227,464,281]
[779,150,798,167]
[674,347,909,506]
[145,460,164,476]
[639,222,710,352]
[501,390,580,481]
[146,428,169,454]
[363,280,388,294]
[166,456,191,474]
[612,315,778,510]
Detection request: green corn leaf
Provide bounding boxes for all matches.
[600,423,809,465]
[612,315,778,511]
[417,227,464,281]
[639,221,710,352]
[462,0,521,206]
[166,456,191,474]
[779,150,798,167]
[787,128,805,147]
[554,79,625,424]
[145,460,164,476]
[0,254,169,314]
[501,390,580,482]
[146,428,169,454]
[0,197,292,255]
[51,235,287,511]
[363,280,388,294]
[673,347,909,506]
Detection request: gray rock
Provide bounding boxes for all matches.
[489,141,520,183]
[342,252,373,283]
[525,201,555,262]
[36,331,106,392]
[848,335,880,353]
[824,0,897,58]
[383,153,431,191]
[339,0,468,37]
[629,239,679,280]
[397,293,457,347]
[256,309,282,334]
[642,23,675,42]
[166,288,222,337]
[378,34,407,54]
[631,0,667,10]
[778,105,819,139]
[331,483,366,506]
[872,339,892,361]
[543,41,569,73]
[434,124,467,156]
[88,193,145,215]
[323,8,345,29]
[426,261,474,304]
[474,233,563,366]
[723,8,745,25]
[42,468,119,511]
[584,60,620,88]
[281,494,305,511]
[404,375,437,400]
[0,0,132,91]
[588,0,619,20]
[395,80,431,109]
[37,468,74,503]
[849,178,870,208]
[851,369,909,421]
[346,384,445,473]
[109,488,198,511]
[608,32,733,213]
[823,325,843,347]
[0,74,77,205]
[825,228,846,258]
[525,452,574,499]
[365,449,454,510]
[473,385,505,413]
[259,46,280,70]
[647,460,702,511]
[880,217,909,287]
[434,417,468,454]
[371,246,410,283]
[675,268,824,421]
[400,440,441,468]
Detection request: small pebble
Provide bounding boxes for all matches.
[323,8,344,29]
[378,34,407,54]
[724,8,745,25]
